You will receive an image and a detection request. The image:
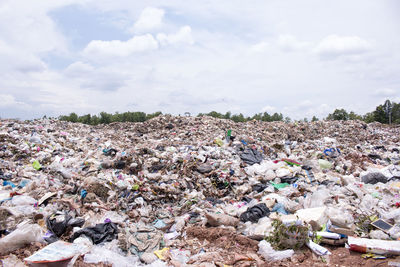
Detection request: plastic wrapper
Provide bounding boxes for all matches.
[348,236,400,255]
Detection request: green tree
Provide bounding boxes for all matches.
[207,111,223,118]
[223,111,231,120]
[99,112,112,124]
[311,116,319,122]
[79,114,92,124]
[261,112,271,122]
[231,113,245,122]
[327,109,349,121]
[348,111,362,121]
[271,112,283,121]
[373,105,388,123]
[68,112,78,123]
[392,102,400,124]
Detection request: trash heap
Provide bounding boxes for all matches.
[1,115,400,266]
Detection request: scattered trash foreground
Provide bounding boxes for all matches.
[0,115,400,266]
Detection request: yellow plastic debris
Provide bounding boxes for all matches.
[154,247,170,260]
[214,138,224,147]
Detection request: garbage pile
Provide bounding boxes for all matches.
[1,115,400,266]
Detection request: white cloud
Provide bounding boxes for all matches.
[64,61,127,91]
[131,7,165,33]
[298,100,313,108]
[64,61,94,76]
[157,26,194,46]
[250,41,270,53]
[83,34,159,58]
[314,35,372,59]
[283,101,331,119]
[277,34,310,51]
[0,94,30,108]
[261,105,275,112]
[372,88,397,97]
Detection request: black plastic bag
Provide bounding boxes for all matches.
[361,172,387,184]
[240,203,270,223]
[240,148,263,165]
[71,222,118,244]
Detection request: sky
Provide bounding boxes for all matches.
[0,0,399,120]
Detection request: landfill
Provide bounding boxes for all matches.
[0,115,400,266]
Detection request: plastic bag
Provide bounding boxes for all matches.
[11,195,37,206]
[84,246,141,267]
[303,189,330,209]
[240,148,263,165]
[24,240,89,264]
[240,203,270,223]
[0,222,44,255]
[318,159,332,170]
[170,249,191,264]
[327,207,354,228]
[71,222,118,244]
[1,254,26,267]
[258,240,294,261]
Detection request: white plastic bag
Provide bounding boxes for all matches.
[327,207,354,228]
[11,195,37,206]
[258,240,294,261]
[0,222,44,254]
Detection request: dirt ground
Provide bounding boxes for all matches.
[2,228,400,266]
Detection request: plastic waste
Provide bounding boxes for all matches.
[327,207,354,228]
[361,172,388,184]
[32,160,42,171]
[71,222,118,244]
[295,207,328,230]
[11,195,37,206]
[46,212,84,239]
[84,245,143,267]
[307,240,331,256]
[1,254,25,267]
[270,182,289,189]
[24,240,89,264]
[240,203,270,223]
[3,180,16,188]
[240,148,263,165]
[369,230,390,240]
[258,240,294,261]
[0,222,44,254]
[306,189,331,209]
[348,236,400,255]
[318,159,332,170]
[271,203,288,215]
[154,247,170,260]
[170,248,191,264]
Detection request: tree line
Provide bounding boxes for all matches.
[57,99,399,125]
[58,111,162,125]
[326,100,399,124]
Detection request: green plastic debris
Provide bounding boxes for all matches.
[318,159,332,170]
[371,192,381,199]
[32,160,42,171]
[132,184,140,191]
[270,182,290,189]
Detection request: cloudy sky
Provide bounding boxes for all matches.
[0,0,399,120]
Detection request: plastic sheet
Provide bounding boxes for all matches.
[258,240,294,261]
[0,222,44,255]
